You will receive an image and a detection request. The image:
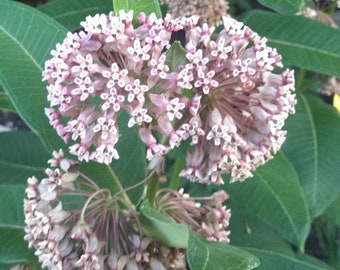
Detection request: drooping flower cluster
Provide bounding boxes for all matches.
[160,0,229,26]
[155,188,231,243]
[24,150,186,270]
[43,11,296,183]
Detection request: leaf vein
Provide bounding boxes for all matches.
[254,172,300,244]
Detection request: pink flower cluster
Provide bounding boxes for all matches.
[43,11,296,183]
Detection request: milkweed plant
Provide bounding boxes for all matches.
[0,0,340,269]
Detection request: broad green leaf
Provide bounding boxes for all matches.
[240,10,340,76]
[323,195,340,227]
[0,228,38,266]
[0,87,16,112]
[256,0,302,14]
[187,231,260,270]
[113,0,129,14]
[0,0,68,152]
[224,152,310,250]
[139,200,189,248]
[126,0,162,19]
[243,247,334,270]
[166,41,188,72]
[0,131,50,185]
[228,200,296,257]
[0,185,26,228]
[296,253,335,270]
[227,199,334,269]
[0,185,29,267]
[283,94,340,218]
[0,131,49,266]
[38,0,113,31]
[140,201,260,269]
[113,0,162,22]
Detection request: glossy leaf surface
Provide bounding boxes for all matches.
[139,201,189,248]
[240,10,340,76]
[0,185,40,268]
[0,0,68,152]
[227,199,333,268]
[228,200,296,257]
[38,0,113,31]
[224,152,310,250]
[0,131,49,266]
[283,94,340,218]
[165,41,188,72]
[0,131,49,184]
[244,248,334,270]
[113,0,162,23]
[323,195,340,227]
[0,87,15,112]
[256,0,302,14]
[187,232,260,270]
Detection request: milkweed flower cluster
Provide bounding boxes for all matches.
[43,10,296,183]
[160,0,229,26]
[155,188,231,243]
[24,150,186,270]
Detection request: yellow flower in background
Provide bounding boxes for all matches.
[333,94,340,113]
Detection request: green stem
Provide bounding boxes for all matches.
[169,158,185,190]
[107,165,132,204]
[80,188,109,221]
[328,2,337,16]
[146,172,159,207]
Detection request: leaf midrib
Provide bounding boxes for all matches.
[268,37,340,60]
[0,224,24,230]
[0,158,45,172]
[201,244,209,270]
[300,95,318,212]
[0,9,41,72]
